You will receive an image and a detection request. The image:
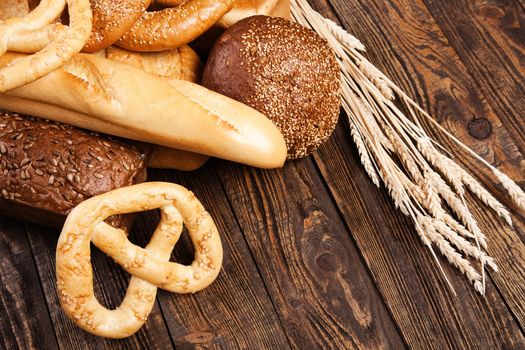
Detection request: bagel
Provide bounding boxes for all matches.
[116,0,234,52]
[83,0,151,53]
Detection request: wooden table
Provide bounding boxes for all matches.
[1,0,525,349]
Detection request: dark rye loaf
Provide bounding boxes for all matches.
[0,112,147,228]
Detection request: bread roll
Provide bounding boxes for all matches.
[203,16,341,159]
[0,112,147,228]
[0,53,287,169]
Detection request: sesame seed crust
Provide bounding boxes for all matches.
[116,0,234,52]
[83,0,151,53]
[203,15,341,159]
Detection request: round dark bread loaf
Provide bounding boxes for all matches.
[202,15,341,159]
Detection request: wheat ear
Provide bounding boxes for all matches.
[290,0,520,295]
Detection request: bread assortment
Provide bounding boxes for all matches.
[203,16,341,159]
[0,0,341,339]
[1,53,287,168]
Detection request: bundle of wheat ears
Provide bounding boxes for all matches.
[292,0,525,294]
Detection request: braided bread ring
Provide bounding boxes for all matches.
[0,0,92,92]
[56,182,223,338]
[83,0,151,53]
[116,0,234,52]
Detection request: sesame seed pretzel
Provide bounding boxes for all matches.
[0,0,92,92]
[116,0,235,52]
[56,182,223,338]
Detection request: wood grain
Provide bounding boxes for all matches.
[24,223,175,350]
[307,0,525,347]
[315,122,525,349]
[0,0,524,348]
[423,0,525,158]
[421,0,525,331]
[0,215,57,350]
[216,159,406,349]
[143,167,291,349]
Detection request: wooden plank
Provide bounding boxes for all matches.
[306,0,525,347]
[0,215,58,350]
[216,159,406,349]
[315,123,525,349]
[422,0,525,157]
[146,167,291,349]
[25,223,175,349]
[418,0,525,329]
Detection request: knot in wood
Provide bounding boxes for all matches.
[468,116,492,140]
[183,331,216,344]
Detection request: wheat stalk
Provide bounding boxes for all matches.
[349,121,381,187]
[291,0,524,294]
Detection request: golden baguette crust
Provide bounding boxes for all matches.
[2,53,287,168]
[105,46,207,170]
[0,94,209,171]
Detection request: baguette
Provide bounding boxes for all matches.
[0,53,287,169]
[104,46,208,170]
[0,93,208,171]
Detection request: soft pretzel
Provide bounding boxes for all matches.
[0,0,64,53]
[83,0,151,53]
[7,23,66,52]
[0,0,92,92]
[56,182,223,338]
[116,0,234,52]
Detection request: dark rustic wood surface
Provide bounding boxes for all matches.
[1,0,524,349]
